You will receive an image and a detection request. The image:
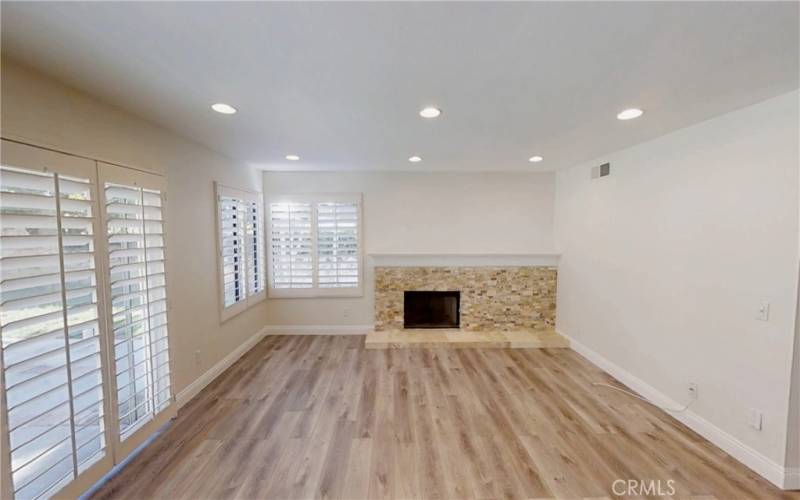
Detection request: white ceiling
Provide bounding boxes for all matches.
[2,2,798,172]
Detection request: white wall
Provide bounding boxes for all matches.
[1,58,267,397]
[554,91,800,474]
[263,171,556,326]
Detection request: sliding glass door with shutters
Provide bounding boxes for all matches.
[1,141,112,500]
[97,162,175,460]
[0,142,175,500]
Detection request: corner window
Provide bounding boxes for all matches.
[267,194,362,298]
[215,183,265,320]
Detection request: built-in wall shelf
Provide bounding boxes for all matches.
[368,253,560,267]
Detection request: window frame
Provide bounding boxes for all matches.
[266,193,363,299]
[214,183,266,321]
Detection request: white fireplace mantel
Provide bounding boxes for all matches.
[368,253,560,267]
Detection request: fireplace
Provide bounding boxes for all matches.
[403,291,460,329]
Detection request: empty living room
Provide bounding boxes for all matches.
[1,1,799,499]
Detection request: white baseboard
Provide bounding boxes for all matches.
[264,324,373,335]
[175,326,269,408]
[559,330,794,490]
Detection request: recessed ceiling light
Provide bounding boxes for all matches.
[529,155,544,163]
[419,107,441,119]
[285,154,300,161]
[617,108,644,120]
[408,156,423,163]
[211,103,237,114]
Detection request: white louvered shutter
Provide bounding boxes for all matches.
[218,193,247,308]
[1,164,108,499]
[104,181,171,441]
[317,202,359,288]
[215,185,264,320]
[268,202,313,289]
[245,200,265,296]
[266,195,361,298]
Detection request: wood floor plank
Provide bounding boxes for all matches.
[367,353,395,500]
[340,437,373,500]
[91,336,796,500]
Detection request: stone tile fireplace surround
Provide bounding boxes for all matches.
[374,261,557,332]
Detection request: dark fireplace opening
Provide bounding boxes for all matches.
[403,291,460,329]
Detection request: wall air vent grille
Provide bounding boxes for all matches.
[591,163,611,179]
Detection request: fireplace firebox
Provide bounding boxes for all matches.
[403,291,460,329]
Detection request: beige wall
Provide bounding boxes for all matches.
[263,171,556,327]
[555,91,800,474]
[1,58,267,397]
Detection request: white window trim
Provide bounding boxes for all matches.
[266,193,363,299]
[215,182,266,321]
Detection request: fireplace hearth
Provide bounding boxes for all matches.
[403,291,460,329]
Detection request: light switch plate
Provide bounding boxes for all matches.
[757,302,770,321]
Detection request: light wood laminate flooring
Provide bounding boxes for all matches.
[92,335,796,499]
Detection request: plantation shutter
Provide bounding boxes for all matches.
[245,199,265,297]
[317,202,359,288]
[215,184,265,320]
[266,194,361,298]
[218,191,247,309]
[98,162,175,459]
[268,202,313,290]
[0,144,112,500]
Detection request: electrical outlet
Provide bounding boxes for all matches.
[757,302,770,321]
[194,350,201,365]
[748,408,763,431]
[688,383,698,399]
[343,308,350,318]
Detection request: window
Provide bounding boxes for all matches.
[0,141,175,500]
[267,194,362,298]
[215,183,265,320]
